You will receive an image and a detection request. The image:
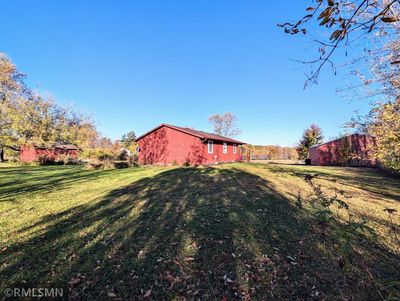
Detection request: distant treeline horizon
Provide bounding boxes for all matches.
[242,144,298,160]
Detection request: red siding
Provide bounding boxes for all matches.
[203,140,241,164]
[20,146,78,163]
[309,134,376,166]
[20,147,38,163]
[138,125,242,165]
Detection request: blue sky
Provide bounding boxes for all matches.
[1,0,372,146]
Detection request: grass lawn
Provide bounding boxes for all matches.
[0,163,399,300]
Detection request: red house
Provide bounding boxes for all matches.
[136,124,245,165]
[20,143,78,163]
[309,134,376,166]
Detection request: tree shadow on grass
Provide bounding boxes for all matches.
[1,167,399,300]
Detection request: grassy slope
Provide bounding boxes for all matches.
[0,163,399,300]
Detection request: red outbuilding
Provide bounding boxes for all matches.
[136,124,245,165]
[309,133,377,167]
[20,143,78,163]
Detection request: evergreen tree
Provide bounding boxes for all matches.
[296,124,324,160]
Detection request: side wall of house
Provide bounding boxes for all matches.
[20,147,78,163]
[309,147,319,165]
[36,149,78,160]
[20,146,38,162]
[203,140,242,164]
[166,128,206,164]
[312,134,376,166]
[138,126,206,165]
[137,126,243,165]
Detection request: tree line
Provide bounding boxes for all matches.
[0,53,139,163]
[0,54,97,161]
[243,144,299,161]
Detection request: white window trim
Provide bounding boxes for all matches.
[208,140,213,153]
[223,142,228,154]
[233,144,237,154]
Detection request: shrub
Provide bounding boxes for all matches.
[114,161,130,169]
[85,160,132,170]
[85,161,103,170]
[102,160,116,170]
[54,154,71,165]
[97,153,115,161]
[118,148,130,161]
[37,154,56,165]
[80,149,117,161]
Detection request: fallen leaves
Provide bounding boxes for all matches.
[222,274,234,284]
[2,164,399,300]
[143,289,152,298]
[68,274,85,286]
[68,277,81,286]
[137,250,145,259]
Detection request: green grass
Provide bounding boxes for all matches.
[0,163,399,300]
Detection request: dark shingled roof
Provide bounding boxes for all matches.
[136,123,245,144]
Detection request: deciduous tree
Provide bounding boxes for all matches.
[208,113,241,137]
[282,2,400,172]
[120,131,136,148]
[0,53,29,161]
[0,53,98,161]
[351,99,400,172]
[280,0,400,87]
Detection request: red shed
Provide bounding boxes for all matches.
[20,143,78,163]
[136,124,245,165]
[309,134,377,166]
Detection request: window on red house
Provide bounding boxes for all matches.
[223,142,227,154]
[208,140,213,153]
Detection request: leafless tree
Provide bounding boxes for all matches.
[208,113,241,137]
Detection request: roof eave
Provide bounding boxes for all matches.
[135,123,206,141]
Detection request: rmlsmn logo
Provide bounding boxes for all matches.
[4,287,64,298]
